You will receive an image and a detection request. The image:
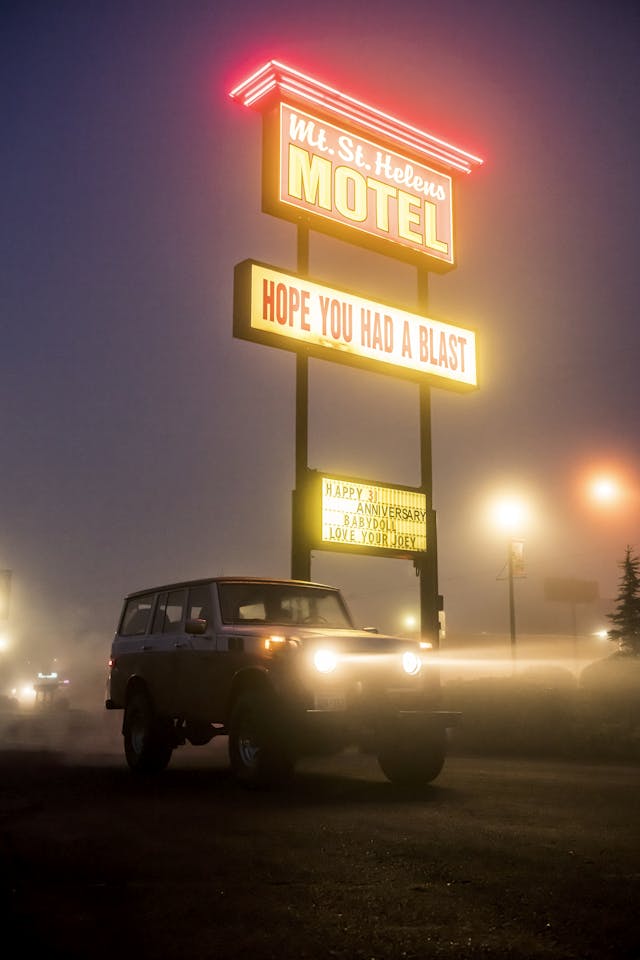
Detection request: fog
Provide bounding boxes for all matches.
[2,3,639,737]
[1,622,628,770]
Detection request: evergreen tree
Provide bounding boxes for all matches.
[607,545,640,655]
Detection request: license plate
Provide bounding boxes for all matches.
[314,692,346,711]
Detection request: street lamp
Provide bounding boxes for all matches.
[583,466,637,516]
[403,614,418,634]
[590,476,620,505]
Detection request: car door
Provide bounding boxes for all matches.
[110,592,156,705]
[145,588,187,716]
[173,583,226,721]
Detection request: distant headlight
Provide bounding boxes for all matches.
[313,649,338,674]
[402,651,422,676]
[17,683,36,704]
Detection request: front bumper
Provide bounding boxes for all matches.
[294,701,462,753]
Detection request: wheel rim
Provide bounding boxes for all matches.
[237,719,260,769]
[130,710,146,756]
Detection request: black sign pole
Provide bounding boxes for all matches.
[417,269,440,648]
[291,226,311,581]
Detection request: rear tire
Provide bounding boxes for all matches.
[377,727,446,787]
[123,690,173,774]
[228,692,294,788]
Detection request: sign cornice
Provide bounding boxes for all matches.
[229,60,483,176]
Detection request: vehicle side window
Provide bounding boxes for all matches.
[120,595,155,636]
[152,589,186,634]
[187,585,210,624]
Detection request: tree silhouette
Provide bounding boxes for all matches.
[607,545,640,655]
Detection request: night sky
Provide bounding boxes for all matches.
[2,0,639,680]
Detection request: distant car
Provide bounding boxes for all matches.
[105,577,459,787]
[33,672,71,710]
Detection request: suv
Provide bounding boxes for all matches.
[105,577,459,787]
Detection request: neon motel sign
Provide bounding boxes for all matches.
[273,103,454,266]
[230,61,483,270]
[230,62,482,561]
[234,261,477,390]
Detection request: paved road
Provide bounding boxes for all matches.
[1,717,639,959]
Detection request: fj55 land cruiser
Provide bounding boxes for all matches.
[106,577,459,787]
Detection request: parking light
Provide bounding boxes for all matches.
[264,635,300,653]
[264,635,286,651]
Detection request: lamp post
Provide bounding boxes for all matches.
[491,498,528,668]
[506,538,525,664]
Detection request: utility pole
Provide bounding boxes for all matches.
[508,540,516,664]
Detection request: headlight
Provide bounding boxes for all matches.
[313,648,338,674]
[402,650,422,676]
[17,683,36,704]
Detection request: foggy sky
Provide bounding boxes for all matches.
[2,0,639,679]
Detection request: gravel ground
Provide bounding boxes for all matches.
[1,716,638,960]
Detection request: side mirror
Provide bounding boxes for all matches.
[186,617,208,635]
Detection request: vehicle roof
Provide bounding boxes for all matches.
[123,576,340,600]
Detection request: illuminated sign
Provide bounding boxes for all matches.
[320,475,427,555]
[230,60,482,175]
[230,60,483,270]
[269,103,454,267]
[233,260,477,390]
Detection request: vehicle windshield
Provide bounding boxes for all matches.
[218,582,354,629]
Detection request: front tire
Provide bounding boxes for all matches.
[377,727,446,787]
[123,690,173,774]
[228,692,294,788]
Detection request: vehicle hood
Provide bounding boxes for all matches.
[227,625,417,652]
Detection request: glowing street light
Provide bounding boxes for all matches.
[490,496,529,533]
[582,464,638,515]
[590,476,620,505]
[582,466,639,542]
